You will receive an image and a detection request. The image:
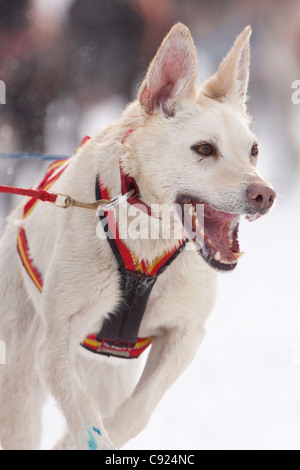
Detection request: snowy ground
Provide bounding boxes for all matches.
[35,173,300,451]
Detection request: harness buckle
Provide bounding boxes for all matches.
[54,193,72,209]
[54,189,135,212]
[97,190,135,213]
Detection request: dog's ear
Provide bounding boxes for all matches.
[138,23,197,117]
[202,26,251,111]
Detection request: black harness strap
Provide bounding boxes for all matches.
[93,177,186,355]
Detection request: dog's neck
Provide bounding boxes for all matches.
[85,103,185,263]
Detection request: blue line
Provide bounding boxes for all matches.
[87,428,98,451]
[0,153,70,161]
[93,427,101,436]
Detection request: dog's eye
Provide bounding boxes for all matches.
[193,143,214,157]
[251,143,259,157]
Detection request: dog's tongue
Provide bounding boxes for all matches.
[177,197,265,270]
[203,205,239,262]
[180,200,241,267]
[204,205,235,240]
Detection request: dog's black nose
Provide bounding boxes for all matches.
[247,184,276,212]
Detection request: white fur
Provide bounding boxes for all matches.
[0,24,274,450]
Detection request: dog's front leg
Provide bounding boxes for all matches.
[104,326,205,448]
[38,297,115,450]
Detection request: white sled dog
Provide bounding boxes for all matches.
[0,24,275,450]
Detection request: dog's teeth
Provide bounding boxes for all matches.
[189,205,197,218]
[221,258,234,265]
[233,251,245,259]
[246,214,261,222]
[214,251,221,261]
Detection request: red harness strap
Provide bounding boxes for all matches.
[99,180,184,276]
[81,335,153,359]
[17,159,70,293]
[0,185,57,203]
[0,158,70,204]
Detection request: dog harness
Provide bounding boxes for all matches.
[17,137,186,359]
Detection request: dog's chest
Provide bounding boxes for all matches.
[97,248,217,339]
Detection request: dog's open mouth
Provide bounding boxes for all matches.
[177,196,243,271]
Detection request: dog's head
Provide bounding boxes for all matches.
[122,23,276,271]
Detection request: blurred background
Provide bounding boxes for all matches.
[0,0,299,450]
